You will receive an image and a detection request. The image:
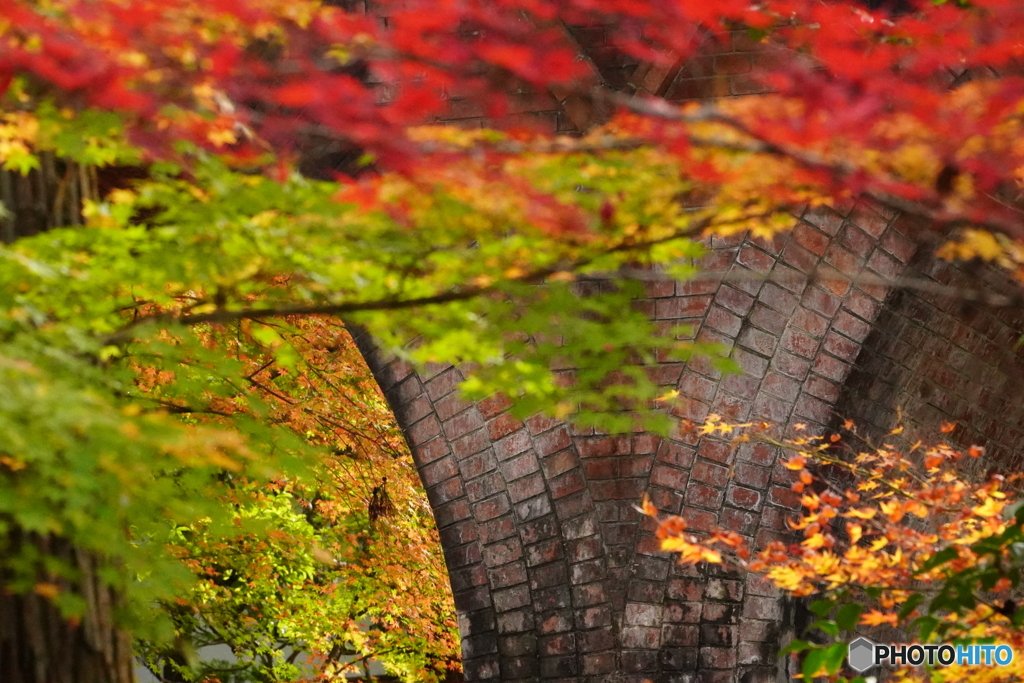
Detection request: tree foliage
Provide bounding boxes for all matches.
[5,0,1024,680]
[649,417,1024,683]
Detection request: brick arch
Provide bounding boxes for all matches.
[833,231,1024,474]
[348,198,957,682]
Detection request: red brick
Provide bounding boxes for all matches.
[802,206,844,235]
[700,646,738,669]
[483,538,524,567]
[780,327,819,359]
[867,247,904,279]
[804,375,840,403]
[493,584,531,612]
[666,601,703,623]
[487,412,522,441]
[710,392,752,421]
[822,330,861,362]
[767,485,801,510]
[685,482,724,509]
[477,516,516,548]
[590,478,645,500]
[566,536,603,563]
[792,307,828,338]
[549,469,586,499]
[759,283,801,317]
[732,348,769,377]
[478,393,513,419]
[540,449,576,479]
[425,368,461,401]
[620,454,654,477]
[793,223,830,256]
[495,429,531,460]
[524,412,560,434]
[881,228,917,262]
[730,74,769,95]
[706,304,743,337]
[461,449,497,480]
[427,476,464,506]
[781,242,818,273]
[801,285,841,317]
[452,429,490,459]
[733,463,770,489]
[794,392,831,423]
[434,392,469,421]
[420,454,458,487]
[719,507,758,535]
[525,538,563,567]
[508,472,546,502]
[762,371,800,402]
[572,582,607,606]
[657,295,713,319]
[399,396,433,424]
[666,76,729,101]
[716,285,755,315]
[720,373,759,399]
[434,498,472,528]
[695,439,731,464]
[750,393,791,423]
[450,564,489,593]
[621,626,661,649]
[771,351,811,379]
[577,436,628,458]
[439,519,478,547]
[848,204,889,238]
[726,484,762,510]
[839,223,875,257]
[444,409,485,440]
[692,460,730,487]
[736,442,777,467]
[737,325,777,356]
[501,452,540,481]
[811,353,850,383]
[407,414,442,446]
[658,441,696,468]
[583,457,618,480]
[843,286,884,321]
[465,471,505,502]
[496,608,532,634]
[748,303,788,335]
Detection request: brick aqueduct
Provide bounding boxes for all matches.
[350,27,1024,683]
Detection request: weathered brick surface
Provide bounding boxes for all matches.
[347,28,1024,683]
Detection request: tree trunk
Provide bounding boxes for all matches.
[0,534,136,683]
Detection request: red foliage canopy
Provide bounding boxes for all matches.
[5,0,1024,240]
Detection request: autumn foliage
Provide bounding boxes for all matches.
[6,0,1024,681]
[648,416,1024,683]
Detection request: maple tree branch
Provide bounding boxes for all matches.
[104,212,766,343]
[603,91,1024,242]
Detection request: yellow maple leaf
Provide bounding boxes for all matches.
[860,609,898,627]
[973,497,1004,519]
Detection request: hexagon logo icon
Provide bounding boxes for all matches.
[848,637,877,673]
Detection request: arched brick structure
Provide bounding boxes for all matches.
[343,20,1024,683]
[349,198,1024,683]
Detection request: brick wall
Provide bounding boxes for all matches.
[834,236,1024,475]
[349,198,1004,682]
[350,25,1024,683]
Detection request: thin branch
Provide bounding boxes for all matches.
[602,90,1024,242]
[102,215,738,342]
